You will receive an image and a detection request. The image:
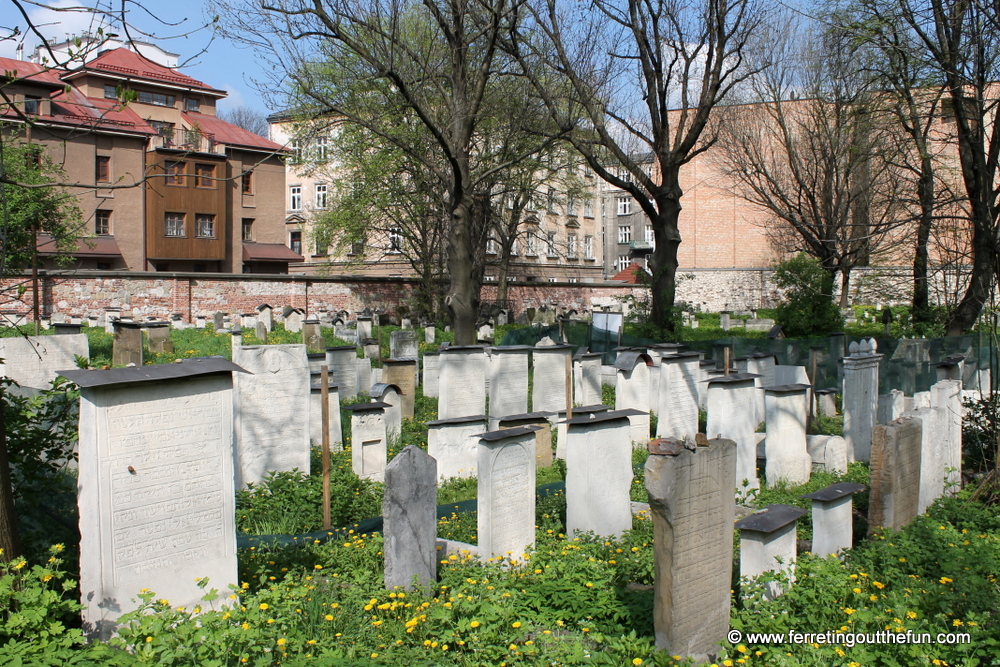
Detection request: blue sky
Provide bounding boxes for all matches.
[0,0,273,115]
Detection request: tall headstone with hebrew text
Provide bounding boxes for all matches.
[383,446,437,591]
[422,351,440,398]
[932,379,962,496]
[477,427,537,561]
[65,359,241,640]
[532,345,572,413]
[656,353,701,441]
[438,347,487,419]
[325,346,358,399]
[575,352,603,406]
[615,351,652,443]
[565,412,633,538]
[763,384,812,487]
[0,334,89,396]
[869,416,922,533]
[488,346,530,426]
[843,338,883,462]
[706,374,759,492]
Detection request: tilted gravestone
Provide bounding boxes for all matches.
[477,427,537,562]
[63,359,241,640]
[869,416,922,533]
[488,346,530,424]
[382,359,417,419]
[383,446,437,591]
[438,346,487,419]
[645,436,737,659]
[344,402,390,482]
[112,321,143,367]
[232,345,310,488]
[565,412,633,538]
[426,415,488,482]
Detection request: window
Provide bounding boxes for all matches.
[584,198,593,217]
[97,262,111,270]
[618,224,631,244]
[486,236,498,255]
[388,227,403,253]
[584,235,594,259]
[289,231,302,255]
[289,140,302,164]
[151,121,174,144]
[548,277,557,283]
[568,234,578,258]
[547,188,556,213]
[510,237,518,256]
[24,96,41,115]
[194,163,215,188]
[547,231,557,257]
[526,233,537,256]
[617,196,631,216]
[95,210,111,235]
[315,235,328,255]
[164,213,185,238]
[616,255,630,273]
[315,184,328,209]
[315,136,329,161]
[193,263,206,272]
[104,84,117,99]
[155,262,169,272]
[526,191,537,212]
[290,186,302,211]
[95,155,110,183]
[350,239,365,255]
[567,196,576,216]
[164,160,185,185]
[138,91,175,107]
[185,98,200,112]
[568,277,579,283]
[241,170,253,194]
[195,214,216,238]
[645,224,655,248]
[242,218,254,241]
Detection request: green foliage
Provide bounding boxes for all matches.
[773,254,844,337]
[753,463,871,541]
[961,393,999,473]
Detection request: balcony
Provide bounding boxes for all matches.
[149,129,225,155]
[629,240,654,252]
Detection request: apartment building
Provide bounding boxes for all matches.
[2,43,298,274]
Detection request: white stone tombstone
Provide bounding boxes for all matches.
[65,360,241,640]
[735,504,806,600]
[656,353,701,441]
[438,346,487,419]
[325,346,359,399]
[344,402,390,482]
[763,384,813,487]
[426,415,488,482]
[554,405,610,459]
[843,338,883,462]
[228,327,243,359]
[644,344,683,412]
[390,330,419,360]
[256,304,273,332]
[697,360,716,410]
[801,482,866,557]
[645,436,737,658]
[477,427,537,561]
[383,446,437,591]
[241,313,257,329]
[806,434,848,475]
[232,344,311,488]
[356,357,373,395]
[488,346,530,424]
[422,352,440,398]
[565,412,633,538]
[574,352,603,407]
[877,389,906,424]
[816,388,838,417]
[614,351,652,443]
[0,333,89,395]
[382,359,417,419]
[309,383,343,452]
[931,379,962,495]
[369,383,403,442]
[357,316,373,340]
[285,309,304,333]
[706,374,759,493]
[424,326,436,345]
[869,416,922,532]
[532,344,572,413]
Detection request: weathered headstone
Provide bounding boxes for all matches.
[390,330,419,360]
[194,315,206,329]
[477,427,537,561]
[488,346,530,425]
[531,344,572,413]
[112,321,143,367]
[498,412,554,467]
[256,304,273,332]
[422,351,440,398]
[0,333,89,395]
[53,322,84,335]
[656,353,701,441]
[645,436,737,658]
[877,389,905,424]
[438,346,487,419]
[426,415,488,482]
[424,325,436,345]
[285,309,304,333]
[763,384,812,487]
[213,311,224,331]
[344,402,390,482]
[232,345,310,488]
[614,351,652,443]
[302,317,323,349]
[325,346,359,399]
[801,482,866,557]
[735,504,806,600]
[369,383,403,441]
[843,338,883,462]
[720,312,731,331]
[383,446,437,591]
[869,416,922,533]
[309,383,343,452]
[931,379,962,496]
[241,313,257,329]
[363,338,380,360]
[356,357,373,395]
[806,434,848,474]
[382,359,418,419]
[816,388,838,417]
[64,359,241,640]
[229,327,243,358]
[357,315,373,340]
[706,373,759,493]
[575,352,603,406]
[145,322,173,354]
[565,412,633,538]
[255,321,268,344]
[554,405,610,459]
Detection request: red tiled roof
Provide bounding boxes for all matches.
[81,48,222,92]
[184,112,284,152]
[48,86,156,134]
[0,57,65,87]
[243,243,304,263]
[611,262,650,284]
[37,234,123,258]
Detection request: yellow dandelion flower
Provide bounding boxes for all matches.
[470,620,480,628]
[632,660,643,666]
[512,621,522,628]
[259,603,269,610]
[277,638,286,646]
[906,611,918,619]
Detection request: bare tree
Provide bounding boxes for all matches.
[509,0,768,332]
[219,105,269,137]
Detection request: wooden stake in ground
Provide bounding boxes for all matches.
[321,365,331,530]
[565,352,573,419]
[724,348,731,376]
[808,356,817,432]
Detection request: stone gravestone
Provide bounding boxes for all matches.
[806,434,849,475]
[877,389,905,424]
[426,415,488,482]
[309,382,342,452]
[763,384,813,487]
[382,359,418,419]
[575,352,603,406]
[553,405,610,459]
[438,346,487,419]
[356,357,373,395]
[256,304,273,332]
[424,325,436,345]
[565,412,633,538]
[532,344,572,413]
[816,388,838,417]
[241,313,257,329]
[229,327,243,358]
[735,504,806,600]
[302,317,324,349]
[801,482,866,557]
[0,334,89,395]
[869,416,922,533]
[656,353,701,441]
[213,311,224,331]
[614,351,653,443]
[422,351,440,398]
[285,309,304,333]
[645,437,737,659]
[369,383,403,441]
[145,322,173,354]
[931,379,962,496]
[344,402,390,482]
[706,374,759,493]
[357,315,373,340]
[488,346,530,427]
[383,446,437,591]
[255,321,268,344]
[63,359,241,640]
[390,330,419,360]
[232,345,311,488]
[325,346,359,399]
[843,338,883,462]
[112,321,143,367]
[498,412,554,468]
[477,427,537,562]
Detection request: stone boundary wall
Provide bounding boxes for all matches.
[0,265,969,322]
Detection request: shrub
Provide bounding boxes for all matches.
[773,254,844,337]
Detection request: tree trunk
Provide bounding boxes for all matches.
[446,196,480,344]
[0,388,23,562]
[947,222,995,334]
[839,269,851,309]
[648,178,683,333]
[911,158,935,324]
